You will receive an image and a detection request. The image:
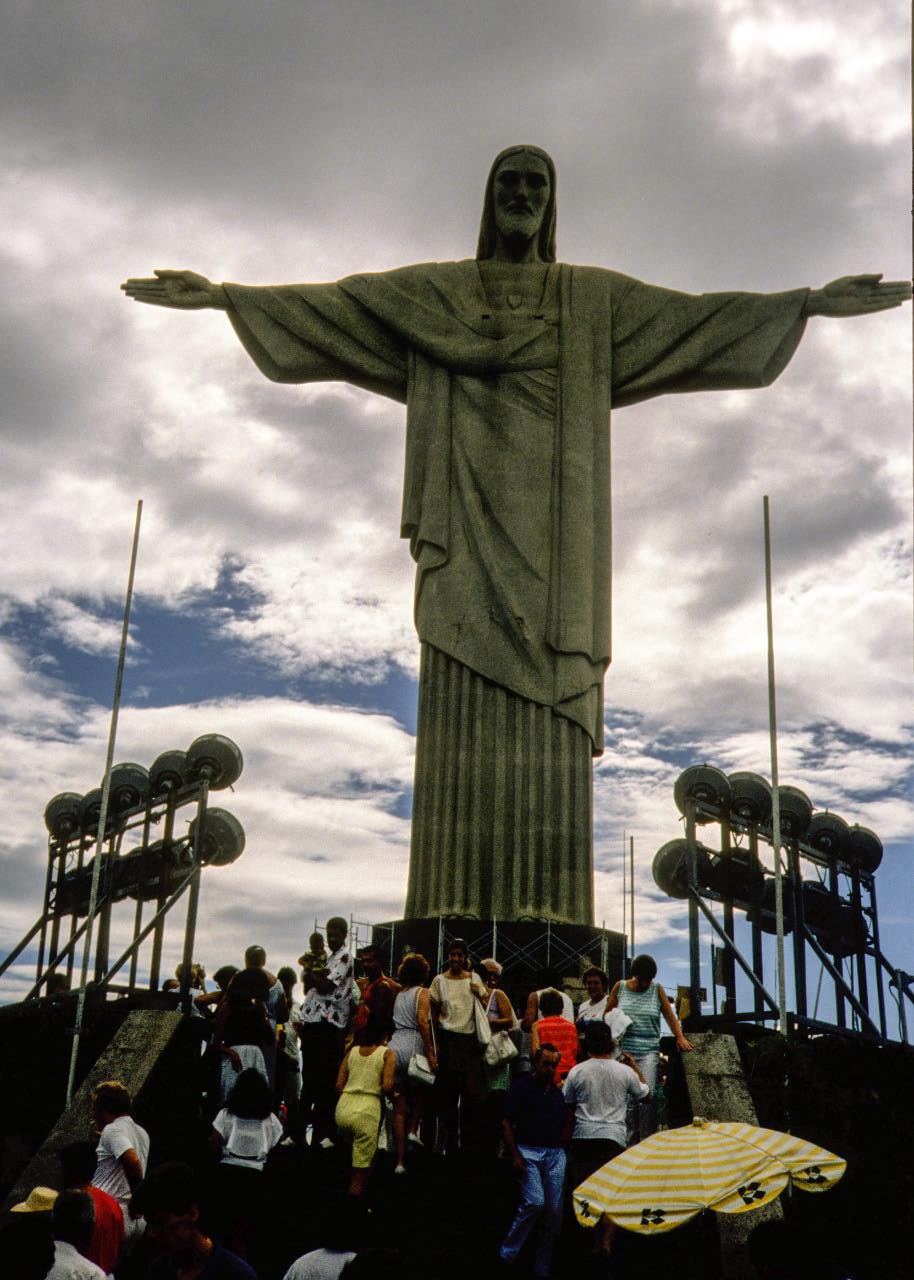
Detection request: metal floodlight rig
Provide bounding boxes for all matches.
[0,735,245,1012]
[652,763,911,1046]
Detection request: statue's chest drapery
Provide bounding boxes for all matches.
[450,268,560,573]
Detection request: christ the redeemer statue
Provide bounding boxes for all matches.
[123,146,909,927]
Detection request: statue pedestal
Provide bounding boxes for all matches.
[372,915,626,1011]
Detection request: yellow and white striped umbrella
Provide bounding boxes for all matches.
[573,1116,846,1234]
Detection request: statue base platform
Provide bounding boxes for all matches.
[372,915,626,1010]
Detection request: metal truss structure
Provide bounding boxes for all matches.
[0,736,245,1011]
[660,776,913,1045]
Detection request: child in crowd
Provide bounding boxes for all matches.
[298,932,329,992]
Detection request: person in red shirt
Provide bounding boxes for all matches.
[352,944,400,1040]
[530,988,579,1082]
[58,1141,124,1275]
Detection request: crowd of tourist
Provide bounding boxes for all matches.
[8,924,771,1280]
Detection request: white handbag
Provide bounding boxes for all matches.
[408,998,437,1085]
[407,1052,436,1085]
[485,1028,519,1067]
[473,990,493,1047]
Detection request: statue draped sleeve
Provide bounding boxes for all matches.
[605,271,810,406]
[222,280,410,401]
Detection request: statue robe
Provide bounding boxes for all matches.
[224,262,808,922]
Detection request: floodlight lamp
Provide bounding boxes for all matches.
[652,838,713,900]
[185,735,244,790]
[727,772,772,825]
[768,785,812,840]
[805,811,851,862]
[673,764,731,822]
[106,763,149,812]
[149,750,188,795]
[78,788,116,837]
[846,824,883,874]
[44,793,83,839]
[187,808,245,865]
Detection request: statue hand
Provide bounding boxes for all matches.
[120,269,227,310]
[807,274,911,317]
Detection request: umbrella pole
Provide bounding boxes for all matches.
[763,497,788,1037]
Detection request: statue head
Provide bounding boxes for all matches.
[476,145,557,263]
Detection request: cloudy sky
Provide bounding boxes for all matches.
[1,1,910,1031]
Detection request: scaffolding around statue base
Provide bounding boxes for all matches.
[372,915,626,1009]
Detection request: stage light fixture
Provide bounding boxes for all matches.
[727,771,772,825]
[185,735,244,790]
[149,750,188,795]
[673,764,731,821]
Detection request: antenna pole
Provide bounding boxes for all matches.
[621,829,627,943]
[629,834,635,963]
[764,496,788,1036]
[66,500,143,1105]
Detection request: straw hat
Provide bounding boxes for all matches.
[10,1186,59,1213]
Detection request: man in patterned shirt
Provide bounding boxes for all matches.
[299,916,353,1148]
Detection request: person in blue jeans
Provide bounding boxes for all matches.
[498,1044,568,1278]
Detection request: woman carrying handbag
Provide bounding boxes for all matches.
[388,952,437,1173]
[480,958,519,1156]
[429,939,487,1157]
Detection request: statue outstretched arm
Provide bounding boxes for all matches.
[121,269,228,310]
[805,274,911,317]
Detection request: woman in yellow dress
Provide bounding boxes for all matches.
[333,1011,396,1197]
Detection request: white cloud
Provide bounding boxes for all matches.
[701,0,907,145]
[0,687,415,1003]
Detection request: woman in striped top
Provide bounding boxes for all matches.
[606,954,692,1145]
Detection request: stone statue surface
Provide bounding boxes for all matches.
[123,146,910,925]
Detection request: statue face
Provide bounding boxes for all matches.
[493,151,551,246]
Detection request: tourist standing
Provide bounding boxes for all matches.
[530,989,578,1082]
[498,1046,568,1279]
[351,944,399,1040]
[334,1012,397,1198]
[606,953,692,1143]
[300,917,354,1148]
[210,1067,283,1259]
[388,952,436,1173]
[90,1082,149,1242]
[212,967,274,1103]
[58,1141,124,1276]
[276,965,304,1139]
[429,940,487,1157]
[562,1021,649,1189]
[46,1190,105,1280]
[520,974,574,1030]
[480,958,517,1154]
